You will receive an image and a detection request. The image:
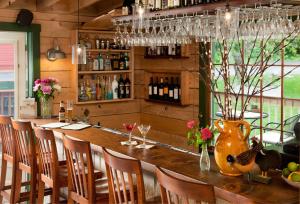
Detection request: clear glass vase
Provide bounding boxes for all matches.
[40,97,52,119]
[200,143,210,171]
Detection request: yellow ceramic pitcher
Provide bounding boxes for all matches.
[214,119,252,176]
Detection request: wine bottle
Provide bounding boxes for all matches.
[86,80,92,100]
[98,53,104,71]
[93,58,99,71]
[173,0,180,7]
[158,77,164,100]
[148,77,153,99]
[174,77,180,102]
[112,75,119,99]
[163,77,169,100]
[104,54,112,71]
[91,81,96,100]
[59,101,66,122]
[181,0,188,7]
[162,0,167,9]
[153,77,158,99]
[168,0,174,8]
[112,54,119,70]
[148,0,155,10]
[118,75,125,99]
[155,0,162,10]
[96,77,101,100]
[124,75,131,98]
[119,53,125,70]
[169,77,174,102]
[124,53,129,70]
[107,76,113,100]
[101,76,106,100]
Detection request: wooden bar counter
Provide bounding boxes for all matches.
[32,119,299,204]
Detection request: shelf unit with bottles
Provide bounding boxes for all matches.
[72,30,134,105]
[144,70,190,106]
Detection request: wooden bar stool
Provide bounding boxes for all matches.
[63,134,108,204]
[0,115,16,203]
[11,120,51,204]
[155,166,216,204]
[102,147,146,204]
[34,127,69,204]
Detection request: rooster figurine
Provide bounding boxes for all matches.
[226,137,264,173]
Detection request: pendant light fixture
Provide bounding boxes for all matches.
[72,0,86,65]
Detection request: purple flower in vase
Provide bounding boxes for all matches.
[33,84,40,92]
[41,85,52,95]
[34,79,41,85]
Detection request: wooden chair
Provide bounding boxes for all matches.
[11,120,51,203]
[0,115,16,203]
[63,134,108,204]
[34,127,69,204]
[155,166,216,204]
[102,147,145,204]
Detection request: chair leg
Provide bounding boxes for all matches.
[29,173,37,204]
[0,158,7,203]
[37,180,45,204]
[13,168,22,204]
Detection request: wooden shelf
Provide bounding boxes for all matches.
[87,49,131,53]
[144,55,189,59]
[76,98,134,105]
[78,70,132,74]
[145,99,188,107]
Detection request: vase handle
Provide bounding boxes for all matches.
[238,120,251,141]
[214,119,224,133]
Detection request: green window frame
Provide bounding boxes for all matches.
[0,22,41,98]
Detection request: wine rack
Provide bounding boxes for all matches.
[72,30,134,105]
[144,70,190,106]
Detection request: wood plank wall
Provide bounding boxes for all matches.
[0,9,201,151]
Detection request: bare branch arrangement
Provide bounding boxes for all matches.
[198,28,300,121]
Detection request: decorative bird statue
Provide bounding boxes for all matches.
[226,137,264,173]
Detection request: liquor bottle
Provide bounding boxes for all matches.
[174,0,180,7]
[163,77,169,100]
[112,75,119,99]
[168,0,174,8]
[155,0,162,10]
[96,77,101,100]
[107,76,113,100]
[86,80,92,100]
[158,77,164,100]
[124,75,131,98]
[174,77,180,102]
[148,77,153,99]
[59,101,66,122]
[104,54,112,70]
[124,53,129,70]
[91,81,96,100]
[93,57,99,71]
[119,53,125,70]
[118,75,125,99]
[148,0,155,10]
[98,53,104,71]
[79,82,88,101]
[153,77,158,99]
[175,45,181,56]
[189,0,195,6]
[181,0,188,6]
[101,76,106,100]
[87,52,93,71]
[169,77,174,101]
[111,55,119,70]
[162,0,168,9]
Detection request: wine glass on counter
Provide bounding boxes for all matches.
[137,124,151,148]
[66,100,73,122]
[122,122,137,145]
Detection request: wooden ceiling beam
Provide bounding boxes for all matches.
[69,0,103,13]
[37,0,63,10]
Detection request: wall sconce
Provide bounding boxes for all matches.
[47,39,66,61]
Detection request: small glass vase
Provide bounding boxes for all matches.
[200,143,210,171]
[40,97,53,119]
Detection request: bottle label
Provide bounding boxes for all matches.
[169,90,174,98]
[174,88,179,99]
[153,87,158,95]
[149,86,152,95]
[59,113,65,121]
[99,60,104,70]
[120,85,124,94]
[163,87,168,94]
[159,88,163,96]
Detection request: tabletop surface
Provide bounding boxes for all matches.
[32,119,299,204]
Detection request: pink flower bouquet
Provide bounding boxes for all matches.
[33,77,61,101]
[186,120,217,148]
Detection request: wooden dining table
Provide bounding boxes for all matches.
[31,119,299,204]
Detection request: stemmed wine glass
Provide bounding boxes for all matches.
[122,123,137,145]
[137,124,151,148]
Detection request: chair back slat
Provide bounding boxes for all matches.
[102,148,145,204]
[11,120,36,168]
[156,167,216,204]
[63,135,95,202]
[34,128,59,180]
[0,115,14,157]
